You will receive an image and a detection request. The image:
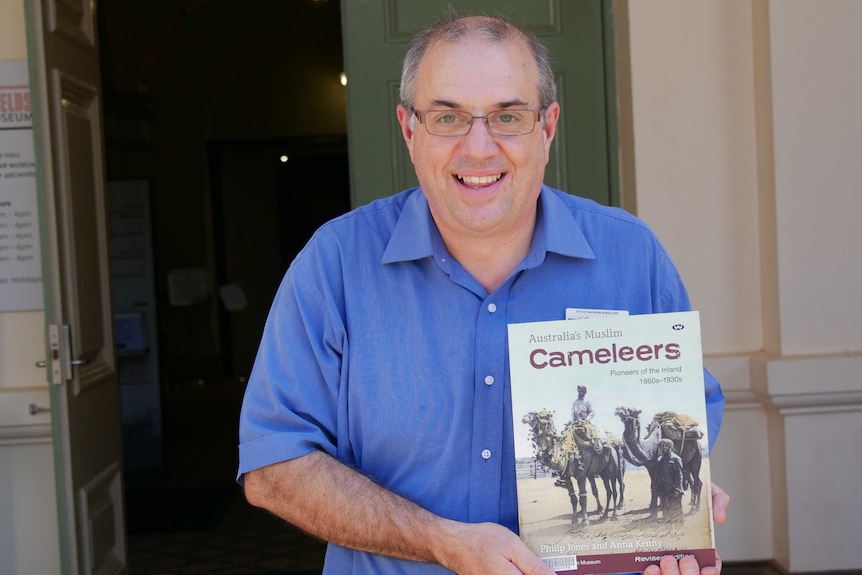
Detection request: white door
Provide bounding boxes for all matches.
[26,0,128,573]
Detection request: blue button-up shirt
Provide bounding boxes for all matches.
[238,185,724,574]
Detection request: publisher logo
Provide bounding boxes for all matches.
[672,324,685,331]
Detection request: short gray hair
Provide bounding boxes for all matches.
[399,14,557,113]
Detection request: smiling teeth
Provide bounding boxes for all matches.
[458,174,503,185]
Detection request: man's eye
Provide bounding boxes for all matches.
[497,113,516,123]
[436,113,459,124]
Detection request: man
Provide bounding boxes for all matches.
[656,438,685,521]
[571,384,606,454]
[239,14,728,575]
[571,385,594,422]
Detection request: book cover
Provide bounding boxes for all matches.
[507,311,715,574]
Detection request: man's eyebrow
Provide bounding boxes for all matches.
[429,99,460,109]
[427,98,531,110]
[496,99,530,108]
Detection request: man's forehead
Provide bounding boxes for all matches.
[413,35,540,107]
[421,33,532,66]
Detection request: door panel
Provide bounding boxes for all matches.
[342,0,613,208]
[54,72,108,370]
[26,0,127,573]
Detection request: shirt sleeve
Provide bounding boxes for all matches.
[703,367,725,452]
[236,243,347,483]
[655,244,725,452]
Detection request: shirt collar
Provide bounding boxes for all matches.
[381,185,596,265]
[538,185,596,260]
[381,189,436,264]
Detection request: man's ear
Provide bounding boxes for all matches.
[540,102,561,156]
[396,104,416,163]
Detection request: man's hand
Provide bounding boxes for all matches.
[711,482,730,525]
[643,553,723,575]
[437,521,555,575]
[642,483,730,575]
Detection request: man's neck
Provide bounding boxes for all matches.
[439,222,535,293]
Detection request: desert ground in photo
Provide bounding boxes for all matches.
[518,461,714,557]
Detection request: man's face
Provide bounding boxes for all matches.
[397,35,560,243]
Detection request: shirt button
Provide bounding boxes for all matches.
[487,303,497,313]
[481,449,492,460]
[484,375,494,386]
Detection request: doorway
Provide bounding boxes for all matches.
[209,137,351,379]
[98,0,348,569]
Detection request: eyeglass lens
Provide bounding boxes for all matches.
[422,110,537,136]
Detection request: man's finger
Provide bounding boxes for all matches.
[710,552,723,575]
[711,483,730,525]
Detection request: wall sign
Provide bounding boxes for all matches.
[0,59,43,311]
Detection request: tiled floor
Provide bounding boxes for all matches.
[723,565,785,575]
[128,492,327,574]
[126,379,327,575]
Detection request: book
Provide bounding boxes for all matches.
[507,311,715,575]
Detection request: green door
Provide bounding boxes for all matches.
[341,0,618,208]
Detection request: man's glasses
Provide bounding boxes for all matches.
[413,108,545,137]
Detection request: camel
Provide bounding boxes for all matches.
[521,410,625,528]
[613,406,704,519]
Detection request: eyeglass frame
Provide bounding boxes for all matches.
[411,107,547,137]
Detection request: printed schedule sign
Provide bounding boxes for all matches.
[0,59,43,311]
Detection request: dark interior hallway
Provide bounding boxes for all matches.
[126,378,326,575]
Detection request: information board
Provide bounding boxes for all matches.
[0,59,43,311]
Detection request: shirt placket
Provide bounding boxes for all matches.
[468,289,510,522]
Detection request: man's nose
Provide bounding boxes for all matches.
[460,118,498,155]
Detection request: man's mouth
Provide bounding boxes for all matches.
[455,173,504,186]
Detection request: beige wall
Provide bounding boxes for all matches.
[765,6,862,566]
[627,0,862,572]
[769,0,862,355]
[0,0,61,572]
[0,0,26,59]
[629,0,762,355]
